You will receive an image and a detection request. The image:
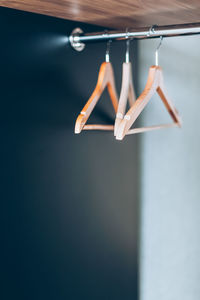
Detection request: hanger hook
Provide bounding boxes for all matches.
[105,39,112,62]
[155,36,163,66]
[125,28,130,63]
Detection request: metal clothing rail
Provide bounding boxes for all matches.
[69,22,200,51]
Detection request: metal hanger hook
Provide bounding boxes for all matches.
[105,39,112,62]
[125,39,130,63]
[155,36,163,66]
[125,28,130,63]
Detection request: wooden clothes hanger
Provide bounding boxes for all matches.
[116,37,182,140]
[75,41,118,134]
[114,40,136,136]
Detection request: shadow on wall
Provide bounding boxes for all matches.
[0,7,140,300]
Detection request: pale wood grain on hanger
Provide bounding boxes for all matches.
[75,62,118,134]
[116,65,182,140]
[114,62,136,136]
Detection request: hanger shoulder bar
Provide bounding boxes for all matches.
[75,62,118,134]
[116,66,159,139]
[114,62,136,135]
[157,68,182,126]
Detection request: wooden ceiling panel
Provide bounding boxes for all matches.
[1,0,200,29]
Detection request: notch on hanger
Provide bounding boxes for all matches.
[116,36,182,140]
[75,40,118,134]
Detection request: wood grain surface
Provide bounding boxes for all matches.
[1,0,200,29]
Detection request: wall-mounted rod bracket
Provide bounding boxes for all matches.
[69,22,200,51]
[69,28,85,51]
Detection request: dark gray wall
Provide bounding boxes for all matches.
[0,7,139,300]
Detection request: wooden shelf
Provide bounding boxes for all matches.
[1,0,200,29]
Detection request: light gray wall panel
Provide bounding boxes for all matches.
[139,35,200,300]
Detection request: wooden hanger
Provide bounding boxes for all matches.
[75,42,118,134]
[116,38,182,140]
[114,40,136,136]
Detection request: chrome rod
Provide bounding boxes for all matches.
[69,22,200,51]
